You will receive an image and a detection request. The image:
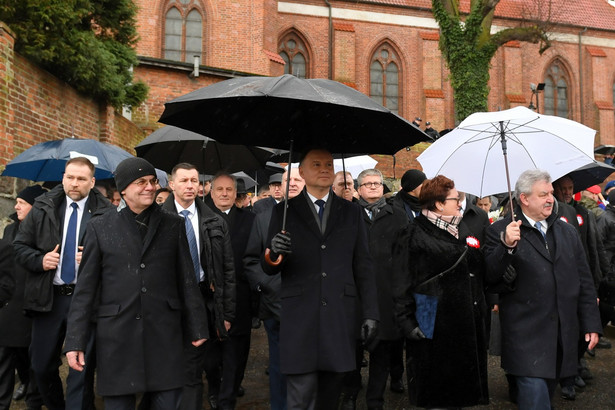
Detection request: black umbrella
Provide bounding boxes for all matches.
[595,145,615,156]
[135,125,286,174]
[567,161,615,193]
[158,74,429,154]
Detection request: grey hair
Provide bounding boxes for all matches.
[357,168,383,186]
[514,169,551,199]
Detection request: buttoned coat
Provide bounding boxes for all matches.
[484,208,602,379]
[263,190,379,374]
[63,205,208,396]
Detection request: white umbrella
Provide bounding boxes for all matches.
[333,155,378,177]
[418,106,595,196]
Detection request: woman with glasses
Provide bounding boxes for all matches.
[393,175,489,409]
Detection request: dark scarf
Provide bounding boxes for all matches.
[131,205,154,242]
[398,190,422,212]
[358,196,387,219]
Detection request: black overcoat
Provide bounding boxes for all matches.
[263,190,379,374]
[484,208,602,379]
[393,214,489,408]
[63,205,208,396]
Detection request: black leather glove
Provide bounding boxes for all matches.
[503,264,517,284]
[361,319,379,351]
[407,326,426,341]
[271,232,292,256]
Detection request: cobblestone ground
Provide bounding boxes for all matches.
[11,326,615,409]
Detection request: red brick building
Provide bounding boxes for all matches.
[129,0,615,176]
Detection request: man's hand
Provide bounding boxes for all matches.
[504,220,522,247]
[192,338,207,347]
[361,319,378,351]
[271,232,292,256]
[224,320,231,332]
[76,246,84,265]
[586,332,600,350]
[407,326,426,341]
[66,351,85,371]
[42,244,60,271]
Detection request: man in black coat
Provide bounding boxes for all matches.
[64,157,208,409]
[391,169,426,222]
[484,169,602,409]
[206,172,256,410]
[0,186,46,410]
[163,163,236,410]
[356,169,408,410]
[13,157,112,410]
[252,173,284,214]
[263,148,379,409]
[244,167,305,410]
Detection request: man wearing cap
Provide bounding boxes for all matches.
[162,163,235,410]
[206,172,256,410]
[0,185,46,410]
[424,121,440,140]
[391,169,427,222]
[253,173,284,214]
[412,117,422,128]
[63,157,208,409]
[14,157,112,410]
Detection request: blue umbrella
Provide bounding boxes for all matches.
[1,138,134,181]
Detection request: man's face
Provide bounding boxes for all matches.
[14,198,33,221]
[332,172,354,196]
[155,190,170,205]
[203,181,211,196]
[475,197,492,213]
[62,163,95,201]
[269,183,284,200]
[122,175,157,214]
[282,168,305,199]
[358,175,383,203]
[170,168,199,206]
[299,150,335,190]
[553,177,574,204]
[211,176,237,211]
[111,191,121,207]
[520,180,554,221]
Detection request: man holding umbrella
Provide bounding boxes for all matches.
[263,148,379,409]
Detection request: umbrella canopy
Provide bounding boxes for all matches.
[418,106,596,198]
[334,155,378,177]
[232,171,257,190]
[159,74,430,155]
[567,161,615,193]
[1,137,134,181]
[135,125,285,174]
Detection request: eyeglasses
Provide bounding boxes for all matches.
[132,178,159,188]
[444,197,461,204]
[360,182,383,188]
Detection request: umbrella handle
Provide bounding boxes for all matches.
[264,248,283,266]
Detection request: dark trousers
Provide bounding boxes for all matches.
[341,340,363,400]
[515,376,556,410]
[0,346,43,410]
[389,338,404,381]
[218,333,251,409]
[366,339,403,408]
[287,371,344,410]
[30,293,96,410]
[105,388,182,410]
[264,318,287,410]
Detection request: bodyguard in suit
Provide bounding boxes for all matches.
[244,167,305,410]
[391,169,426,222]
[458,192,489,244]
[253,173,284,214]
[484,169,602,409]
[163,163,236,410]
[206,173,256,410]
[263,148,379,409]
[13,157,112,410]
[64,157,208,409]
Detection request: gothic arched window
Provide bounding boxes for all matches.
[163,1,203,63]
[544,61,570,118]
[370,44,400,114]
[279,33,309,79]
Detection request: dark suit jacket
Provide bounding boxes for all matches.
[484,207,602,379]
[252,196,277,214]
[460,202,489,245]
[64,205,208,395]
[263,189,379,374]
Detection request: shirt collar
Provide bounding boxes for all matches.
[174,199,197,217]
[65,195,88,210]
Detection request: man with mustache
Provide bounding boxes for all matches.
[484,169,601,409]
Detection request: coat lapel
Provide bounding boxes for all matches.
[141,206,162,256]
[295,193,323,239]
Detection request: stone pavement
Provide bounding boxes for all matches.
[10,325,615,409]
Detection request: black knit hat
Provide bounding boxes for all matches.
[17,185,47,205]
[401,169,427,192]
[114,157,156,194]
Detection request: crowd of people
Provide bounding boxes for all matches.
[0,147,613,410]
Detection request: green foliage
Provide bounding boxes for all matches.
[0,0,148,109]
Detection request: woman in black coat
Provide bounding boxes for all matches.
[393,175,489,408]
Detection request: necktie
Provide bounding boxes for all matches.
[535,221,546,240]
[61,202,78,284]
[181,210,201,283]
[315,199,325,221]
